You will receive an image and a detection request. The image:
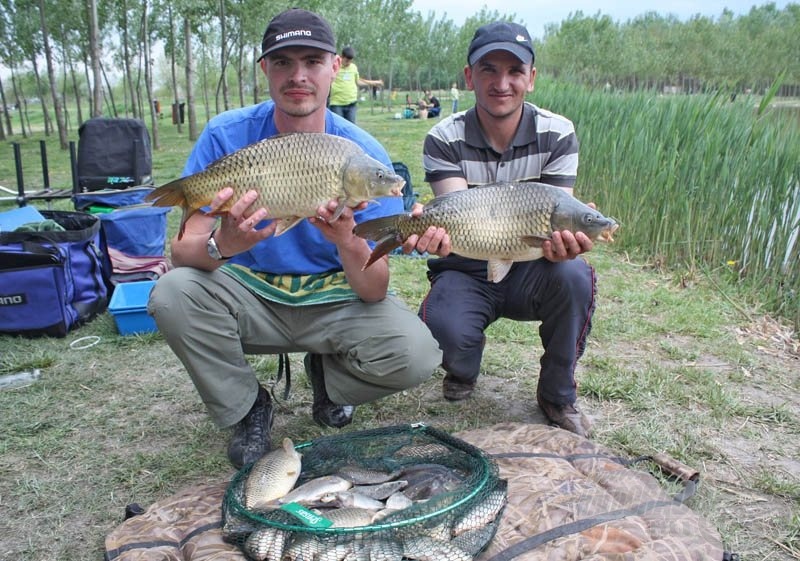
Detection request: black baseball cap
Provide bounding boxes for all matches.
[342,46,355,59]
[256,8,337,62]
[467,21,535,66]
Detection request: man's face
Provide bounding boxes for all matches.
[465,50,535,120]
[262,47,339,118]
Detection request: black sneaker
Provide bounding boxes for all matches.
[227,385,274,469]
[304,353,355,428]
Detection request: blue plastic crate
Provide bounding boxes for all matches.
[108,280,157,335]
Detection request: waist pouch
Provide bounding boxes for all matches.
[0,210,112,337]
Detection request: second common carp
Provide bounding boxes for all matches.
[353,181,618,283]
[145,132,405,238]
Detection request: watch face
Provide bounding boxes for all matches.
[207,235,223,260]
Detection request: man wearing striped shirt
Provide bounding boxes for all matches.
[410,21,597,437]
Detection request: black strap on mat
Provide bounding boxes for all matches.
[486,451,717,561]
[485,499,676,561]
[104,521,221,560]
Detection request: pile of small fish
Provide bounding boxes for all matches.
[228,438,507,561]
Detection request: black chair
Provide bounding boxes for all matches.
[6,117,154,208]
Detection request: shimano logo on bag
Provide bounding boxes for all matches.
[0,294,26,306]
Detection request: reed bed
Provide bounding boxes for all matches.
[534,79,800,329]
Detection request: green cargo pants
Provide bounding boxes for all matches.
[148,267,442,428]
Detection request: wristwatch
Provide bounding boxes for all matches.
[206,228,232,260]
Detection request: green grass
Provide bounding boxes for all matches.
[1,90,799,560]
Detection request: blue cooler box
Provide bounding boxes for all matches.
[108,280,157,335]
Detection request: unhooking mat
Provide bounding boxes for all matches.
[104,423,726,561]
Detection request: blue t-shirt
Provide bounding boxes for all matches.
[184,101,401,275]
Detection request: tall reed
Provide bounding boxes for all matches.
[532,79,800,329]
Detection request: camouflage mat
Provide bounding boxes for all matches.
[104,423,725,561]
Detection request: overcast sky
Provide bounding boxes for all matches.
[411,0,793,39]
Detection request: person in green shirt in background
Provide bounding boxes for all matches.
[328,46,384,123]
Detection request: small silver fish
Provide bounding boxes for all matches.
[278,475,353,505]
[351,480,408,500]
[319,491,386,511]
[337,465,402,485]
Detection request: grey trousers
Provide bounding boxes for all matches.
[148,267,442,428]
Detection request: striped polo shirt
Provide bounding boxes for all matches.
[422,102,579,188]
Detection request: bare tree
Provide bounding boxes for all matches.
[87,0,103,116]
[142,0,159,149]
[37,0,68,146]
[184,15,198,140]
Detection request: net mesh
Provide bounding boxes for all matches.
[222,423,507,560]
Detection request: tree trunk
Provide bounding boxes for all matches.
[100,61,119,117]
[88,0,103,116]
[122,0,137,119]
[143,0,159,150]
[168,4,182,134]
[0,74,12,137]
[219,0,229,112]
[201,36,211,122]
[30,57,52,136]
[252,45,259,105]
[11,69,28,138]
[237,37,244,108]
[184,16,198,141]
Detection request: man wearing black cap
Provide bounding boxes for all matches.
[409,21,598,437]
[149,8,441,469]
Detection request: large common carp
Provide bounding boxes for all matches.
[145,132,405,238]
[353,181,618,283]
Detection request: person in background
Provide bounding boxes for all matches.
[328,46,384,123]
[148,8,441,469]
[419,89,441,118]
[450,82,460,113]
[406,21,599,438]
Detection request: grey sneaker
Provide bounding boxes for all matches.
[537,391,592,438]
[227,385,273,469]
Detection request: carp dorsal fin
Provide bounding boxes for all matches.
[274,217,304,236]
[487,259,514,283]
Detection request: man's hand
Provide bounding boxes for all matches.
[211,187,276,256]
[401,202,451,257]
[541,201,597,262]
[308,199,364,247]
[541,230,593,262]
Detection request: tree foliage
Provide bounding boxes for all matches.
[1,1,798,142]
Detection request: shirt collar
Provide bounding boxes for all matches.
[464,102,538,152]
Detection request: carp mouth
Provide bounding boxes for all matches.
[389,181,405,197]
[600,222,620,242]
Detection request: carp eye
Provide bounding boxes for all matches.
[583,213,595,223]
[376,169,385,179]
